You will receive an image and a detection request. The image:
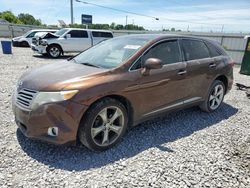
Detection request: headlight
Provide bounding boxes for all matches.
[31,90,78,109]
[40,40,48,46]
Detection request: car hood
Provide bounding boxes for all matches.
[40,32,59,39]
[19,61,108,91]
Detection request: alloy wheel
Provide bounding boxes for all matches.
[49,47,60,57]
[91,106,125,147]
[209,84,224,110]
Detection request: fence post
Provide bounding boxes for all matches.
[8,24,14,38]
[220,35,224,46]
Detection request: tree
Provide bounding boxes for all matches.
[0,11,21,24]
[115,24,124,30]
[110,22,116,29]
[170,27,175,32]
[18,13,42,26]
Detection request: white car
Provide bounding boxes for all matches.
[12,29,58,47]
[31,28,113,58]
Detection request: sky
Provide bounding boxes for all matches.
[0,0,250,33]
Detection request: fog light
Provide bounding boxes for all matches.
[48,127,58,137]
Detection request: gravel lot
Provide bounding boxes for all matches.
[0,43,250,188]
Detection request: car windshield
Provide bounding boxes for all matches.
[54,29,68,36]
[73,36,150,69]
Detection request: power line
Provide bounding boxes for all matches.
[75,0,159,20]
[75,0,223,26]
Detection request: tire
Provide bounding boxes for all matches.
[78,98,128,151]
[47,44,62,58]
[199,80,225,112]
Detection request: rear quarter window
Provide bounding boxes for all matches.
[92,31,113,38]
[181,39,210,61]
[205,41,222,57]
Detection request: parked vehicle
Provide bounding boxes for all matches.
[31,28,113,58]
[13,34,234,151]
[12,29,58,47]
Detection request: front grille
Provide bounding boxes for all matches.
[16,88,37,109]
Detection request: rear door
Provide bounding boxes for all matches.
[91,31,113,45]
[63,30,91,52]
[180,38,215,99]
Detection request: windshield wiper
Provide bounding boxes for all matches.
[81,62,102,68]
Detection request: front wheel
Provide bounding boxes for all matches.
[199,80,225,112]
[47,45,62,58]
[78,98,128,151]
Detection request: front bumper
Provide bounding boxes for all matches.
[31,44,47,54]
[13,99,88,145]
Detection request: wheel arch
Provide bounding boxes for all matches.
[46,43,64,54]
[78,94,134,129]
[215,75,228,93]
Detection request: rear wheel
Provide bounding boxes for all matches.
[199,80,225,112]
[47,44,62,58]
[78,98,128,151]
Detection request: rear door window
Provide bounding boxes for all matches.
[68,30,88,38]
[92,31,113,38]
[181,39,210,61]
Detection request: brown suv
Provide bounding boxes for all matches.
[12,34,234,151]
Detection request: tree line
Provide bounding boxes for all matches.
[69,22,145,30]
[0,11,145,30]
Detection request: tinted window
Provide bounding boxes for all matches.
[143,40,181,65]
[68,30,88,38]
[92,31,113,38]
[182,39,210,60]
[205,42,222,57]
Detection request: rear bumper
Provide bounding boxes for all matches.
[13,99,88,145]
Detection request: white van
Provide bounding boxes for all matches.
[31,28,113,58]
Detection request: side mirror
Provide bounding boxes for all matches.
[65,34,71,39]
[141,58,163,76]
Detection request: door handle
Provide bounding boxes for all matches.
[177,70,187,75]
[209,63,216,68]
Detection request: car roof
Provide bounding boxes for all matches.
[117,34,209,41]
[65,28,113,33]
[30,29,58,32]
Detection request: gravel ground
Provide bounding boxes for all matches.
[0,43,250,188]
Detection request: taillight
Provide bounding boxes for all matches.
[229,58,235,67]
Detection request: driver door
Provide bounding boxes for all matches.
[128,39,191,118]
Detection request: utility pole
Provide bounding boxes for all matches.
[125,15,128,29]
[70,0,74,24]
[221,25,224,33]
